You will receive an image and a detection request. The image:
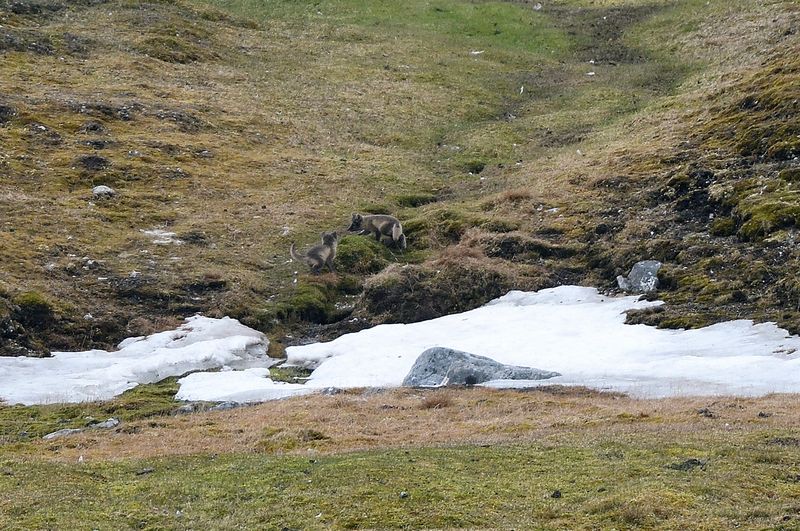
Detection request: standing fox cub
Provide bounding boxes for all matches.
[290,231,338,274]
[348,213,407,249]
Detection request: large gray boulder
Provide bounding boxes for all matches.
[617,260,662,293]
[402,347,560,387]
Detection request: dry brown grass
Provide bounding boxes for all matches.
[38,387,800,463]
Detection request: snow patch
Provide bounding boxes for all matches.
[141,229,183,245]
[284,286,800,398]
[0,316,272,405]
[176,368,313,402]
[5,286,800,405]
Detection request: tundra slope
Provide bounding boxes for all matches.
[0,0,797,355]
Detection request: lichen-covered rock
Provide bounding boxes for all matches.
[92,185,116,199]
[42,428,83,440]
[402,347,559,387]
[617,260,662,293]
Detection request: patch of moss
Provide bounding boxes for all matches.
[0,378,179,442]
[778,167,800,183]
[12,291,54,328]
[709,217,736,237]
[476,218,520,233]
[393,192,438,208]
[335,235,393,275]
[136,36,215,64]
[361,263,513,324]
[736,200,800,241]
[261,276,356,326]
[268,365,312,383]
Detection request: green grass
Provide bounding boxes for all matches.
[0,379,180,443]
[3,435,800,529]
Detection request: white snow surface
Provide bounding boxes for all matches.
[284,286,800,398]
[176,368,314,402]
[0,316,270,405]
[5,286,800,405]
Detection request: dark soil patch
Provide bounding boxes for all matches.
[154,109,209,132]
[69,102,140,121]
[0,104,16,124]
[360,263,515,324]
[76,154,110,171]
[547,4,662,64]
[667,458,706,471]
[0,29,54,54]
[78,121,107,134]
[768,437,800,447]
[24,122,62,146]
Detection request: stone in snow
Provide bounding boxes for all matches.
[402,347,560,387]
[617,260,662,293]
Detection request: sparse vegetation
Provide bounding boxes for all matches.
[2,0,800,528]
[4,388,800,529]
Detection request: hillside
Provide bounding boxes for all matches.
[2,0,800,527]
[1,0,795,357]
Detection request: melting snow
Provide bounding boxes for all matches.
[0,316,271,405]
[284,286,800,398]
[3,286,800,405]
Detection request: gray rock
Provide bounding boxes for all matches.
[91,417,120,429]
[209,401,240,412]
[42,428,83,440]
[616,260,662,293]
[402,347,560,387]
[174,403,201,415]
[92,185,116,199]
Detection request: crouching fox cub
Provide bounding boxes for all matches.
[290,231,338,274]
[348,213,406,249]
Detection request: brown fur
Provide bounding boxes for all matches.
[348,213,407,249]
[290,231,338,274]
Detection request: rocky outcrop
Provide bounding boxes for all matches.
[617,260,662,293]
[402,347,560,387]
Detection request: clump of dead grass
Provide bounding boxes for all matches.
[419,390,455,410]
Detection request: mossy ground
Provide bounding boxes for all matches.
[5,0,793,348]
[0,378,180,443]
[3,388,800,529]
[2,1,800,527]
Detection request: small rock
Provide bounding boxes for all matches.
[43,428,83,440]
[78,120,106,134]
[92,185,116,199]
[667,458,706,471]
[209,401,240,412]
[617,260,662,293]
[399,491,410,499]
[551,490,562,499]
[174,403,200,415]
[91,418,120,429]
